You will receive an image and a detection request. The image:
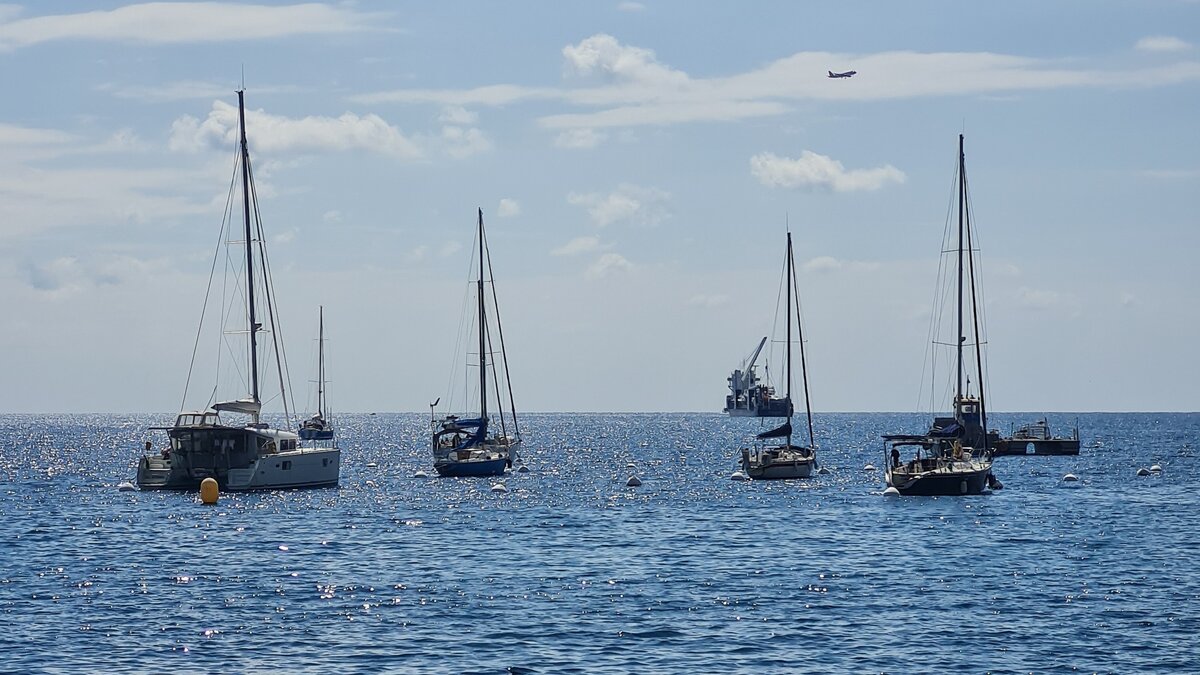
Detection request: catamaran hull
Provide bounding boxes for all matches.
[434,457,508,477]
[886,466,991,496]
[137,448,340,491]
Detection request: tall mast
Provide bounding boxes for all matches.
[477,208,487,422]
[317,305,325,417]
[791,235,816,449]
[238,90,260,405]
[955,133,965,406]
[785,231,794,446]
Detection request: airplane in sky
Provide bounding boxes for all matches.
[827,70,856,78]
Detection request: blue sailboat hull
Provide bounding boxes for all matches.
[434,457,508,477]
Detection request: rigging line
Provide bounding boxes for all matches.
[183,149,240,413]
[962,170,994,402]
[482,222,520,440]
[768,235,787,391]
[247,159,294,426]
[485,315,508,441]
[964,171,991,452]
[789,235,816,449]
[443,227,478,414]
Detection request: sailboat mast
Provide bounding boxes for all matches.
[955,133,965,405]
[317,305,325,417]
[477,208,487,422]
[238,90,260,404]
[785,232,794,445]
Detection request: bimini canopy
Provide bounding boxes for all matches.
[213,398,262,416]
[436,416,489,450]
[929,421,961,437]
[756,421,792,440]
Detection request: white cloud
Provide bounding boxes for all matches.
[323,210,343,223]
[750,150,906,192]
[616,2,646,12]
[24,254,170,296]
[273,228,297,245]
[497,198,521,217]
[438,106,479,125]
[102,80,306,103]
[1119,291,1137,306]
[1016,286,1065,310]
[567,183,670,227]
[803,256,843,272]
[688,293,729,307]
[551,236,605,256]
[406,245,430,263]
[440,125,492,158]
[586,252,633,279]
[0,122,75,145]
[554,128,606,149]
[0,2,380,51]
[439,241,462,257]
[169,99,422,159]
[355,35,1200,134]
[1136,36,1192,53]
[562,33,688,87]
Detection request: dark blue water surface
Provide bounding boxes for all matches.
[1,412,1197,674]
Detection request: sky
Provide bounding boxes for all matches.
[0,1,1197,414]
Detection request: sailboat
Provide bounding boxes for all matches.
[136,90,340,491]
[299,306,335,442]
[430,208,522,477]
[739,231,818,480]
[883,134,999,496]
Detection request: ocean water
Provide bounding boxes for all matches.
[1,412,1197,674]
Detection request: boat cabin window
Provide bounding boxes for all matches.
[278,439,297,452]
[281,461,292,470]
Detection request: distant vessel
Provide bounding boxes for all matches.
[739,231,817,480]
[431,209,523,477]
[724,336,790,417]
[298,306,335,442]
[136,91,340,491]
[884,135,998,496]
[994,418,1080,455]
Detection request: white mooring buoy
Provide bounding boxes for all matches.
[1150,464,1162,473]
[863,464,877,471]
[117,481,136,492]
[413,470,429,478]
[883,487,900,497]
[1062,473,1079,482]
[1136,467,1151,476]
[730,471,749,482]
[626,476,642,487]
[817,467,831,475]
[491,483,507,493]
[517,465,530,473]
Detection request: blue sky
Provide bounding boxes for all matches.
[1,1,1197,414]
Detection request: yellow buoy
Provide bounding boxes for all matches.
[200,477,219,505]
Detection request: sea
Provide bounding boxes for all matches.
[1,412,1197,674]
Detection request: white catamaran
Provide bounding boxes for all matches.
[136,90,340,491]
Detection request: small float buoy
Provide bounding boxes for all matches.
[817,467,831,475]
[626,476,642,487]
[491,483,507,493]
[517,465,530,473]
[864,464,877,471]
[1150,464,1162,473]
[1136,467,1151,476]
[730,471,749,481]
[365,480,376,488]
[117,481,136,492]
[883,487,900,497]
[199,477,219,504]
[413,470,429,478]
[1062,473,1078,482]
[625,462,636,468]
[366,462,378,469]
